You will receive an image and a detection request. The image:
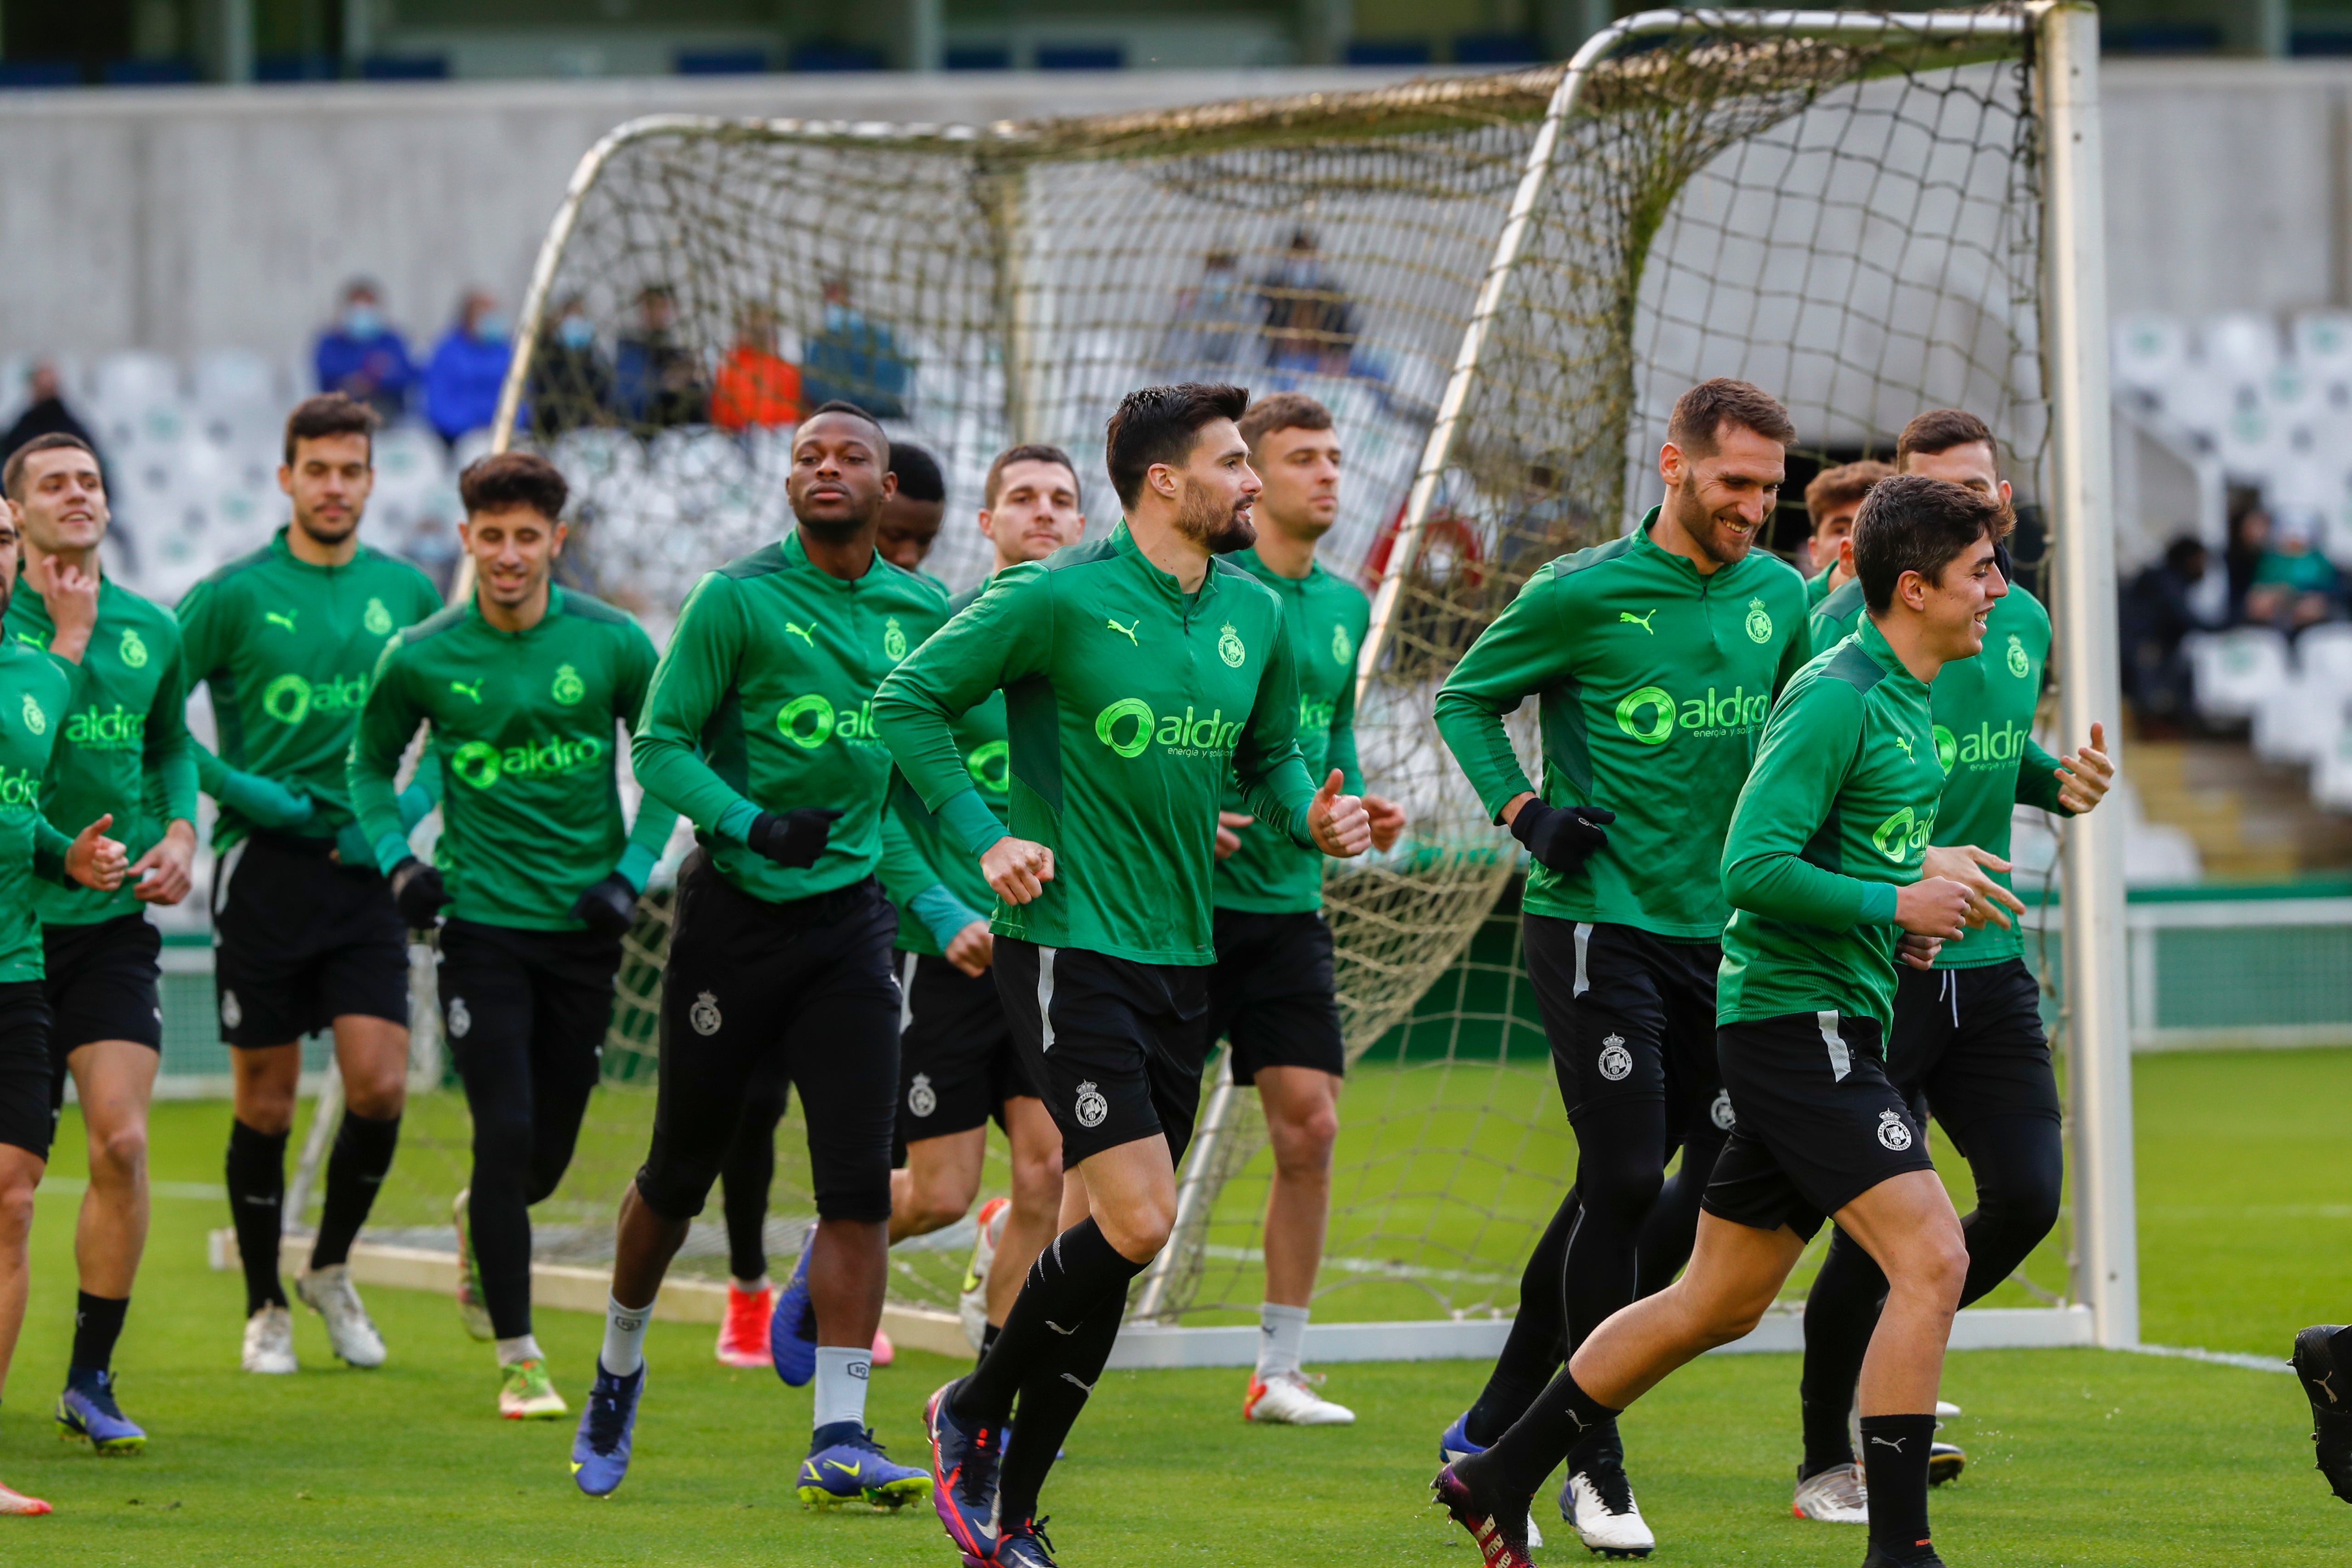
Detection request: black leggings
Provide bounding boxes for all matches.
[718,1082,790,1283]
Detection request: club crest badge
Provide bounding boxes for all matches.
[909,1073,937,1119]
[1217,623,1245,668]
[883,616,908,661]
[119,628,148,668]
[20,692,43,735]
[1877,1108,1913,1151]
[1074,1080,1108,1128]
[447,996,472,1039]
[365,597,395,635]
[1745,596,1773,644]
[2006,633,2030,679]
[1597,1034,1634,1082]
[220,989,242,1030]
[552,663,586,705]
[690,991,723,1037]
[1710,1089,1736,1132]
[1331,622,1353,665]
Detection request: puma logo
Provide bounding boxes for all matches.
[2320,1370,2342,1405]
[1619,610,1657,633]
[1044,1319,1077,1336]
[1894,735,1915,760]
[264,610,297,633]
[1060,1372,1094,1393]
[785,622,815,647]
[1105,617,1138,645]
[450,679,483,703]
[1869,1435,1907,1453]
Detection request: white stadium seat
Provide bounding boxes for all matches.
[2186,627,2290,723]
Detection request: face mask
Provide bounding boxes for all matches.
[474,312,512,343]
[344,306,383,339]
[557,316,596,351]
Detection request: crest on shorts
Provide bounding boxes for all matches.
[1074,1080,1108,1129]
[364,597,395,636]
[1876,1108,1913,1152]
[2006,633,2030,679]
[1710,1089,1736,1132]
[1745,596,1773,645]
[1217,623,1245,668]
[552,663,585,705]
[908,1073,937,1119]
[220,989,242,1030]
[1596,1033,1634,1082]
[119,628,148,668]
[690,990,723,1037]
[883,617,908,661]
[447,996,471,1039]
[19,692,43,735]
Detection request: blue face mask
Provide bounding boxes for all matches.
[344,306,383,339]
[557,315,596,351]
[474,311,512,344]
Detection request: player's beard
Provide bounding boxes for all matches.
[1668,475,1757,567]
[1175,476,1255,555]
[293,505,360,549]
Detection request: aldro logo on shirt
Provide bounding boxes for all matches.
[449,732,607,789]
[965,739,1010,795]
[64,705,147,750]
[1095,699,1243,760]
[0,764,39,807]
[261,672,368,725]
[1869,803,1937,863]
[775,694,880,749]
[1614,685,1770,746]
[1933,720,2031,774]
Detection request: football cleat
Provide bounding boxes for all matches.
[926,1377,1004,1560]
[0,1477,51,1514]
[1928,1441,1967,1487]
[56,1369,145,1455]
[959,1196,1010,1351]
[1792,1460,1870,1523]
[2293,1325,2352,1502]
[872,1325,895,1368]
[241,1304,297,1375]
[1245,1368,1355,1425]
[993,1516,1061,1568]
[453,1189,492,1342]
[797,1422,933,1510]
[297,1264,387,1368]
[716,1281,774,1368]
[1431,1463,1536,1568]
[500,1358,569,1421]
[769,1222,819,1387]
[1563,1460,1655,1558]
[1861,1544,1947,1567]
[1935,1399,1962,1419]
[569,1360,645,1497]
[1436,1410,1541,1549]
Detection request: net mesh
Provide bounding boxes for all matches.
[320,6,2070,1325]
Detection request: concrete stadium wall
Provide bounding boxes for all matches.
[0,57,2345,364]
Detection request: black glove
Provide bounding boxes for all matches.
[1508,799,1617,876]
[388,857,452,928]
[569,872,640,939]
[745,807,844,870]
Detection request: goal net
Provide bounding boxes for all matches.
[315,4,2093,1337]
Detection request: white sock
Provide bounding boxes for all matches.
[496,1333,543,1367]
[601,1296,653,1376]
[730,1274,771,1296]
[1258,1302,1310,1380]
[812,1345,872,1433]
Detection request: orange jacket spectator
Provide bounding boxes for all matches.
[712,344,801,431]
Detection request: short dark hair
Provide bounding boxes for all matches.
[888,440,945,505]
[1852,473,2007,613]
[458,451,568,522]
[3,433,97,503]
[802,398,889,461]
[1104,383,1249,509]
[1667,378,1796,457]
[984,442,1079,507]
[283,392,378,466]
[1237,391,1333,448]
[1896,408,1999,472]
[1804,459,1891,531]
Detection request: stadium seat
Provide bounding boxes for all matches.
[2202,311,2282,384]
[2294,310,2352,371]
[2112,313,2190,395]
[2185,626,2291,723]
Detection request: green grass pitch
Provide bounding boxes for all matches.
[0,1047,2346,1564]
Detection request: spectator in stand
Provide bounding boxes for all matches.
[0,361,99,470]
[875,440,947,573]
[1161,249,1257,370]
[711,303,801,432]
[615,283,710,429]
[2122,533,2218,730]
[2244,512,2346,634]
[526,294,614,440]
[1259,228,1357,375]
[314,279,417,423]
[2223,501,2271,624]
[802,277,910,418]
[424,291,520,447]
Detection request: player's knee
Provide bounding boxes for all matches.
[1098,1202,1175,1264]
[1583,1156,1665,1228]
[91,1121,149,1178]
[343,1075,407,1121]
[1009,1146,1063,1216]
[1901,1230,1969,1310]
[1272,1103,1339,1173]
[0,1174,35,1245]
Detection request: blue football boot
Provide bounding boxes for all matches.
[769,1222,819,1387]
[797,1420,934,1509]
[57,1368,145,1455]
[570,1359,645,1497]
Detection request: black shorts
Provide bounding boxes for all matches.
[212,832,410,1047]
[1702,1011,1937,1241]
[993,939,1211,1168]
[896,952,1034,1155]
[437,918,622,1096]
[42,913,162,1057]
[636,855,901,1226]
[1205,909,1346,1085]
[1524,915,1721,1126]
[0,983,54,1160]
[1889,959,2061,1141]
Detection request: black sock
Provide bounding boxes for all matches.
[953,1219,1146,1427]
[1464,1186,1577,1447]
[1462,1363,1621,1504]
[226,1118,290,1313]
[309,1111,401,1271]
[1859,1413,1938,1561]
[1564,1414,1624,1475]
[71,1292,129,1375]
[996,1287,1125,1527]
[977,1320,1000,1375]
[1799,1228,1885,1476]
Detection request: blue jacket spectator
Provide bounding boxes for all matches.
[614,282,708,429]
[424,292,521,445]
[314,279,417,423]
[802,277,910,419]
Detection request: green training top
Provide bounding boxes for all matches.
[881,577,1009,957]
[1811,577,2070,969]
[633,531,949,905]
[1805,567,1839,609]
[1432,510,1812,940]
[1717,616,1946,1035]
[1212,546,1369,915]
[8,574,198,925]
[0,640,84,980]
[349,588,675,931]
[874,521,1320,967]
[176,530,444,849]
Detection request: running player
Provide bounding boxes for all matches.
[1430,379,1811,1554]
[1435,473,1996,1568]
[175,393,444,1376]
[4,433,197,1454]
[1212,392,1404,1426]
[879,383,1371,1568]
[1805,460,1889,608]
[568,402,943,1511]
[2293,1322,2352,1501]
[0,503,129,1513]
[348,451,673,1420]
[1787,410,2111,1523]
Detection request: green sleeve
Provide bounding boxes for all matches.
[193,742,315,830]
[612,622,676,889]
[1433,569,1564,821]
[30,813,71,887]
[1327,641,1365,797]
[1721,682,1900,930]
[347,640,426,874]
[1233,609,1318,849]
[1775,610,1815,693]
[2015,737,2074,816]
[874,567,1048,839]
[143,634,198,828]
[878,785,984,947]
[173,578,222,691]
[631,573,759,843]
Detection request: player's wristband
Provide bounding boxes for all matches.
[940,790,1009,858]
